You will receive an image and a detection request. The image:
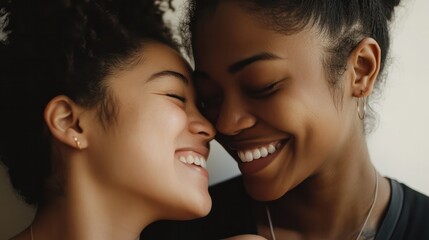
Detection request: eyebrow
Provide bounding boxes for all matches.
[227,52,282,74]
[148,70,189,85]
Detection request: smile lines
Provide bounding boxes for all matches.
[237,142,281,163]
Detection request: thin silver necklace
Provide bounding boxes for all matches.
[265,170,379,240]
[265,205,277,240]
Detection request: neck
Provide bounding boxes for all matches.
[28,156,155,240]
[258,140,391,239]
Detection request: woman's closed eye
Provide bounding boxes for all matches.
[166,93,187,103]
[245,79,285,99]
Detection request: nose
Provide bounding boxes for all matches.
[216,96,256,136]
[188,108,216,141]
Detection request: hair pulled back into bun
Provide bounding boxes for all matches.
[381,0,401,20]
[187,0,402,133]
[0,0,176,205]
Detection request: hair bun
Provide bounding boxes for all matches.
[381,0,401,20]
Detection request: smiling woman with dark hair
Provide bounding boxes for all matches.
[141,0,429,239]
[0,0,215,239]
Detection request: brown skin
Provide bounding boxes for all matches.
[193,1,391,239]
[12,42,215,240]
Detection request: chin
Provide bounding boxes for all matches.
[186,193,212,219]
[168,191,212,220]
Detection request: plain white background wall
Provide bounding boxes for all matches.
[1,0,428,238]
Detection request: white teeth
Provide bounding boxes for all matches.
[268,144,276,154]
[200,157,207,169]
[253,149,261,159]
[245,151,253,162]
[194,157,201,166]
[186,155,194,164]
[178,155,207,169]
[260,147,268,157]
[237,142,281,163]
[238,151,246,161]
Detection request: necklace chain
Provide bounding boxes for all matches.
[356,169,379,240]
[265,169,379,240]
[265,205,277,240]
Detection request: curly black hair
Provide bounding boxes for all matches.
[0,0,176,206]
[184,0,401,133]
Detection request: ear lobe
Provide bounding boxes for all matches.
[348,38,381,97]
[44,95,88,150]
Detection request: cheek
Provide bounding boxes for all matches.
[129,104,188,162]
[267,82,337,125]
[255,86,342,159]
[87,102,189,185]
[129,102,188,142]
[251,91,305,132]
[163,106,188,134]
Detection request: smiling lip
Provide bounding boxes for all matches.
[175,147,210,178]
[232,138,290,175]
[181,162,209,179]
[176,146,209,158]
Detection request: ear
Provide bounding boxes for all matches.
[44,95,88,150]
[347,38,381,97]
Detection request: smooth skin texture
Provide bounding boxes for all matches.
[13,42,215,240]
[193,2,391,239]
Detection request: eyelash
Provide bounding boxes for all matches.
[166,93,187,103]
[246,80,283,99]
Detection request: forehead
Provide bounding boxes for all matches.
[193,1,322,74]
[142,42,192,74]
[106,41,192,82]
[103,41,194,94]
[194,1,264,54]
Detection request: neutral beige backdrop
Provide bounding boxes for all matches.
[1,0,428,238]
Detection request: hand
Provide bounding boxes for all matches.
[223,234,268,240]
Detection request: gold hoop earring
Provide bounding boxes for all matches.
[73,136,82,150]
[357,90,367,120]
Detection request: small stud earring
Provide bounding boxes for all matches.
[73,136,82,150]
